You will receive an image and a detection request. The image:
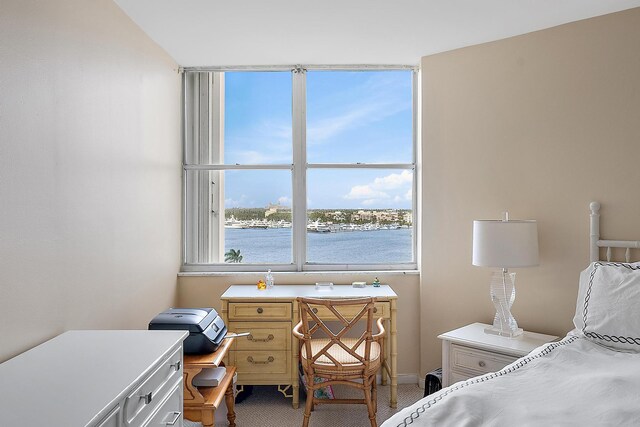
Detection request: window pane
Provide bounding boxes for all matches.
[306,169,413,264]
[223,170,292,264]
[224,71,292,164]
[306,70,413,164]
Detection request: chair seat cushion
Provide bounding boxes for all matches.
[301,338,381,367]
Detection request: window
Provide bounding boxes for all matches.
[183,67,417,271]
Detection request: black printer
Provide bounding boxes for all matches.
[149,308,227,354]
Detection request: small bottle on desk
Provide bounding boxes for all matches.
[266,269,274,289]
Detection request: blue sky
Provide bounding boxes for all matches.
[223,70,413,209]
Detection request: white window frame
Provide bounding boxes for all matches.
[181,65,419,272]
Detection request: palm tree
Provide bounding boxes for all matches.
[224,249,243,263]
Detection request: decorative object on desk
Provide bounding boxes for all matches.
[266,269,275,289]
[352,281,367,288]
[472,211,539,338]
[372,277,381,287]
[315,282,334,291]
[257,279,267,290]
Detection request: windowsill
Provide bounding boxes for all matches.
[178,270,420,277]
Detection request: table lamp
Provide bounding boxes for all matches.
[472,212,539,338]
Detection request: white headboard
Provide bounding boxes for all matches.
[590,201,640,262]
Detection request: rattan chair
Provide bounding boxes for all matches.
[293,297,386,427]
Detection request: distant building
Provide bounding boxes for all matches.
[265,202,290,217]
[352,209,401,223]
[403,211,413,224]
[325,211,346,221]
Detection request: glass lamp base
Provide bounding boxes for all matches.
[484,326,523,338]
[485,269,522,339]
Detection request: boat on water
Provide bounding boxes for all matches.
[307,220,331,233]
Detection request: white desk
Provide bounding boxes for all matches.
[220,284,399,408]
[0,330,188,427]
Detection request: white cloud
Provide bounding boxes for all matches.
[404,188,412,200]
[371,170,413,190]
[343,170,413,208]
[225,196,244,208]
[344,185,389,200]
[277,196,291,206]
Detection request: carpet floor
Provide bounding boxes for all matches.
[184,384,423,427]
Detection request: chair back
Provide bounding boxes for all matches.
[297,297,377,371]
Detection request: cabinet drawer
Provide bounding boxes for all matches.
[229,302,291,321]
[123,346,182,426]
[310,302,389,320]
[229,321,291,350]
[451,344,517,375]
[143,382,182,427]
[231,350,291,381]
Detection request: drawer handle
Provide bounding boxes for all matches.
[139,391,153,404]
[478,361,486,368]
[170,360,181,371]
[257,307,264,314]
[312,308,318,314]
[164,411,181,425]
[247,355,275,364]
[248,334,274,342]
[373,307,378,313]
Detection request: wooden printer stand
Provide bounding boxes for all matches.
[183,337,236,427]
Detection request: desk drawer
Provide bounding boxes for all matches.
[123,346,182,426]
[230,350,291,381]
[451,344,517,375]
[229,321,291,351]
[310,302,389,320]
[229,302,291,321]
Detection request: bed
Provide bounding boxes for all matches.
[383,202,640,427]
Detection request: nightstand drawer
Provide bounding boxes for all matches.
[229,321,291,350]
[229,302,292,320]
[451,344,517,374]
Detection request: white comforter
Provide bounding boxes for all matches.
[383,333,640,427]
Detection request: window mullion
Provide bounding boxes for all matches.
[210,72,224,263]
[197,72,212,263]
[292,68,307,271]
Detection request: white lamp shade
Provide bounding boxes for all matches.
[472,220,539,268]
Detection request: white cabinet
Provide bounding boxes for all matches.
[438,323,558,387]
[0,330,188,427]
[96,407,121,427]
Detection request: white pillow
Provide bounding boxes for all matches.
[573,262,640,352]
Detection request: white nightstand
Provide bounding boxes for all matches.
[438,322,559,387]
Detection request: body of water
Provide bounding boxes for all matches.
[225,227,413,264]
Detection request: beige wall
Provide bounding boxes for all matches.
[0,1,181,362]
[178,272,421,376]
[420,8,640,375]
